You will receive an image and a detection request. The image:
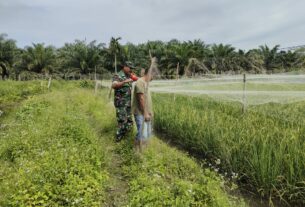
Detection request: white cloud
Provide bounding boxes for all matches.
[0,0,304,49]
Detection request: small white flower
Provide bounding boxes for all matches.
[215,159,221,165]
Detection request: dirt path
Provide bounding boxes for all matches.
[87,113,129,207]
[102,139,129,207]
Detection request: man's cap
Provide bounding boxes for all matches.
[123,61,136,69]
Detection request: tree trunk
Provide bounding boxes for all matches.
[0,63,8,80]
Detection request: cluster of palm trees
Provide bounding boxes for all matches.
[1,33,304,80]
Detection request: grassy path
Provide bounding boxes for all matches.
[87,89,246,206]
[103,143,129,206]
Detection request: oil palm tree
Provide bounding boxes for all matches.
[210,44,235,74]
[0,34,18,80]
[58,40,104,77]
[109,37,121,73]
[21,43,56,76]
[258,45,280,71]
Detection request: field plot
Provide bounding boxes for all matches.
[151,75,305,206]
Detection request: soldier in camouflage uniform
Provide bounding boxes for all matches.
[112,62,135,141]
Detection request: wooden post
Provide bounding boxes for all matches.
[100,71,102,88]
[174,62,180,102]
[95,82,97,95]
[176,62,180,81]
[94,66,98,95]
[242,73,247,113]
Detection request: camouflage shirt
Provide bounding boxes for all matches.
[112,70,132,107]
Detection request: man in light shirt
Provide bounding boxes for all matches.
[132,68,153,152]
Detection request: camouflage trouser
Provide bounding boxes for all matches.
[115,106,133,141]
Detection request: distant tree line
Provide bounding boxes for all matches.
[1,33,305,80]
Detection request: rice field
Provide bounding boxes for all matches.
[98,74,305,205]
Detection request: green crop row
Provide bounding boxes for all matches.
[153,93,305,206]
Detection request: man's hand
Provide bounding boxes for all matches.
[144,113,151,122]
[123,78,133,84]
[112,78,133,89]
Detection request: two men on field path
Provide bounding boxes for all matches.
[111,62,153,149]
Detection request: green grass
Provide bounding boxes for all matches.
[0,81,244,206]
[0,81,43,111]
[153,93,305,206]
[115,137,245,207]
[0,80,94,116]
[0,89,110,206]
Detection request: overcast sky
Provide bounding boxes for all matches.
[1,0,304,50]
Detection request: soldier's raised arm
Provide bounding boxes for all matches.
[112,74,133,89]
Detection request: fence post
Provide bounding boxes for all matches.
[174,62,180,102]
[176,62,179,81]
[242,73,247,113]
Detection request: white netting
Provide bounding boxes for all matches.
[101,60,305,106]
[149,74,305,105]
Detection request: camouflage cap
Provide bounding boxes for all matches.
[123,61,136,69]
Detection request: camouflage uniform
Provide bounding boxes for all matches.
[112,70,133,141]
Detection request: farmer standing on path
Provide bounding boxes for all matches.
[112,62,136,142]
[132,68,153,152]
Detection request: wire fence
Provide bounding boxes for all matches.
[102,74,305,106]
